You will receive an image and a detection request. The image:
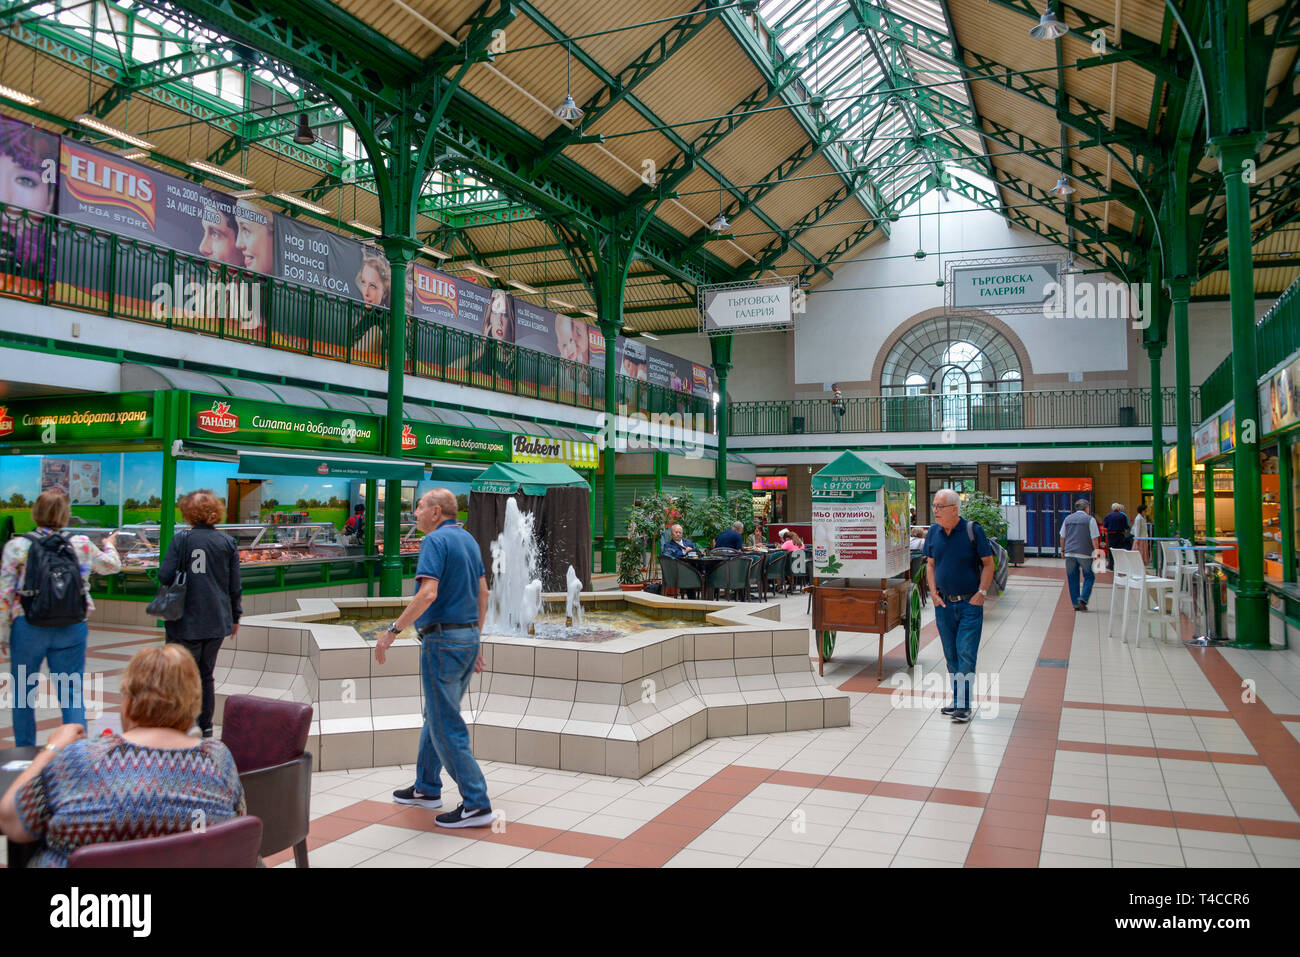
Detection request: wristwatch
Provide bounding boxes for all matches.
[44,742,60,753]
[977,588,988,597]
[385,621,401,635]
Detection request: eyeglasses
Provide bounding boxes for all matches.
[933,504,959,511]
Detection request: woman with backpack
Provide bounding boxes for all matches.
[157,489,242,738]
[0,490,121,746]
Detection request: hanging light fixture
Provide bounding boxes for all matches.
[709,183,730,233]
[271,190,330,215]
[293,112,316,145]
[554,41,584,122]
[73,114,155,150]
[0,83,39,107]
[187,158,254,186]
[1052,176,1076,196]
[1029,4,1069,39]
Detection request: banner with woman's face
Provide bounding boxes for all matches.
[0,115,59,276]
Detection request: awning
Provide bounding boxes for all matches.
[471,462,590,496]
[176,441,425,481]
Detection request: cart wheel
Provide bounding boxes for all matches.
[905,582,922,667]
[820,630,837,661]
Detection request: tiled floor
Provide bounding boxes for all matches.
[3,560,1300,868]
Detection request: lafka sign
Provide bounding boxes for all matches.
[196,400,239,435]
[61,142,157,231]
[513,435,562,459]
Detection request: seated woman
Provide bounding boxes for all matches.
[0,644,246,867]
[778,528,804,551]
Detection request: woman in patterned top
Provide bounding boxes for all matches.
[0,644,246,867]
[0,490,121,746]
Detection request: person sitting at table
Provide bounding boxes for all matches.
[0,644,246,868]
[714,521,744,551]
[661,523,699,559]
[778,528,804,551]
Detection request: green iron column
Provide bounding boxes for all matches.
[597,297,624,576]
[1204,463,1216,540]
[159,390,180,564]
[1213,133,1266,645]
[1147,344,1167,538]
[1169,278,1196,540]
[378,235,420,596]
[710,334,733,495]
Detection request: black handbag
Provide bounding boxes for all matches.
[146,531,189,620]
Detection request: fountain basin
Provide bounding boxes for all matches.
[213,591,850,777]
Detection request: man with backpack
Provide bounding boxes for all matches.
[0,490,121,746]
[343,503,366,539]
[923,489,994,724]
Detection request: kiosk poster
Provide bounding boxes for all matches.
[68,459,102,505]
[0,116,59,284]
[812,492,882,578]
[40,458,69,497]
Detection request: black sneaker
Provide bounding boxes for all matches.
[1080,601,1088,611]
[1074,601,1083,611]
[950,708,972,723]
[940,706,957,716]
[392,785,442,809]
[435,803,494,828]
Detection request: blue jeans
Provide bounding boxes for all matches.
[934,600,983,710]
[7,617,89,747]
[415,627,490,811]
[1064,556,1095,606]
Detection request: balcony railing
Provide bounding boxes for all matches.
[728,388,1197,437]
[1199,275,1300,417]
[0,209,713,432]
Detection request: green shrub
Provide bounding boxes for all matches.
[960,491,1008,541]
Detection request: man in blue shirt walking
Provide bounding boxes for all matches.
[375,488,493,828]
[923,489,995,723]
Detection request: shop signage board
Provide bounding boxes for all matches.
[186,392,383,454]
[1164,446,1178,477]
[401,421,510,463]
[753,476,788,490]
[1194,417,1220,463]
[810,451,910,579]
[0,392,157,446]
[947,257,1061,314]
[1262,354,1300,436]
[510,434,599,470]
[701,283,793,333]
[1019,477,1093,492]
[1219,405,1235,453]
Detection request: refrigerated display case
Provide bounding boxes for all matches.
[373,521,425,556]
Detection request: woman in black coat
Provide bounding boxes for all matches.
[158,489,242,737]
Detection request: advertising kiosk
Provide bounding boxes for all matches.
[809,452,920,677]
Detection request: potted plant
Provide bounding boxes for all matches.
[617,537,647,590]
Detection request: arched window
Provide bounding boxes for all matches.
[999,370,1023,393]
[880,317,1022,396]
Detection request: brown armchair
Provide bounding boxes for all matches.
[221,695,314,868]
[69,816,263,868]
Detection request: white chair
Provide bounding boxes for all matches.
[1120,549,1177,646]
[1107,547,1133,638]
[1161,540,1197,608]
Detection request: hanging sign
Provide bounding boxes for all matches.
[510,434,599,469]
[1194,417,1220,463]
[1219,405,1235,453]
[752,476,788,490]
[0,392,157,446]
[947,257,1061,314]
[400,421,510,463]
[1018,477,1093,492]
[186,392,383,454]
[702,284,793,332]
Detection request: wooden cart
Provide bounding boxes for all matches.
[811,558,926,678]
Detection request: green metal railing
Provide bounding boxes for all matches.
[1199,276,1300,417]
[728,387,1196,436]
[0,209,713,431]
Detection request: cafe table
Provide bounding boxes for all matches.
[0,746,41,868]
[1174,543,1234,646]
[675,553,732,600]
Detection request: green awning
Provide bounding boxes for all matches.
[236,448,425,480]
[471,462,590,496]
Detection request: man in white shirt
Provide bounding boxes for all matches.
[1060,500,1101,611]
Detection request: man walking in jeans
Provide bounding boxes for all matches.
[1060,500,1102,612]
[375,488,493,828]
[924,489,995,723]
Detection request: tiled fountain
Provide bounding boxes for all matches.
[213,499,849,777]
[215,590,849,775]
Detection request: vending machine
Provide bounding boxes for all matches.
[1020,478,1093,556]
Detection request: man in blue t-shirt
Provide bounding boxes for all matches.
[923,489,995,723]
[374,488,493,829]
[1101,503,1130,570]
[713,521,745,550]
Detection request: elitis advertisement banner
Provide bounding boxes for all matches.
[407,263,490,335]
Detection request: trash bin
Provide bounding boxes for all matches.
[1118,406,1136,427]
[792,416,805,434]
[1007,540,1026,566]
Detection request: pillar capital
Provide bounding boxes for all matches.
[1206,132,1265,171]
[1163,277,1194,302]
[376,234,421,263]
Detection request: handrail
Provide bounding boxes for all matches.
[1198,275,1300,418]
[0,208,713,432]
[727,387,1197,436]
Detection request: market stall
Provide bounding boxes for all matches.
[468,462,592,591]
[807,451,920,677]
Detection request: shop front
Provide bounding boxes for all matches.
[1019,476,1094,556]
